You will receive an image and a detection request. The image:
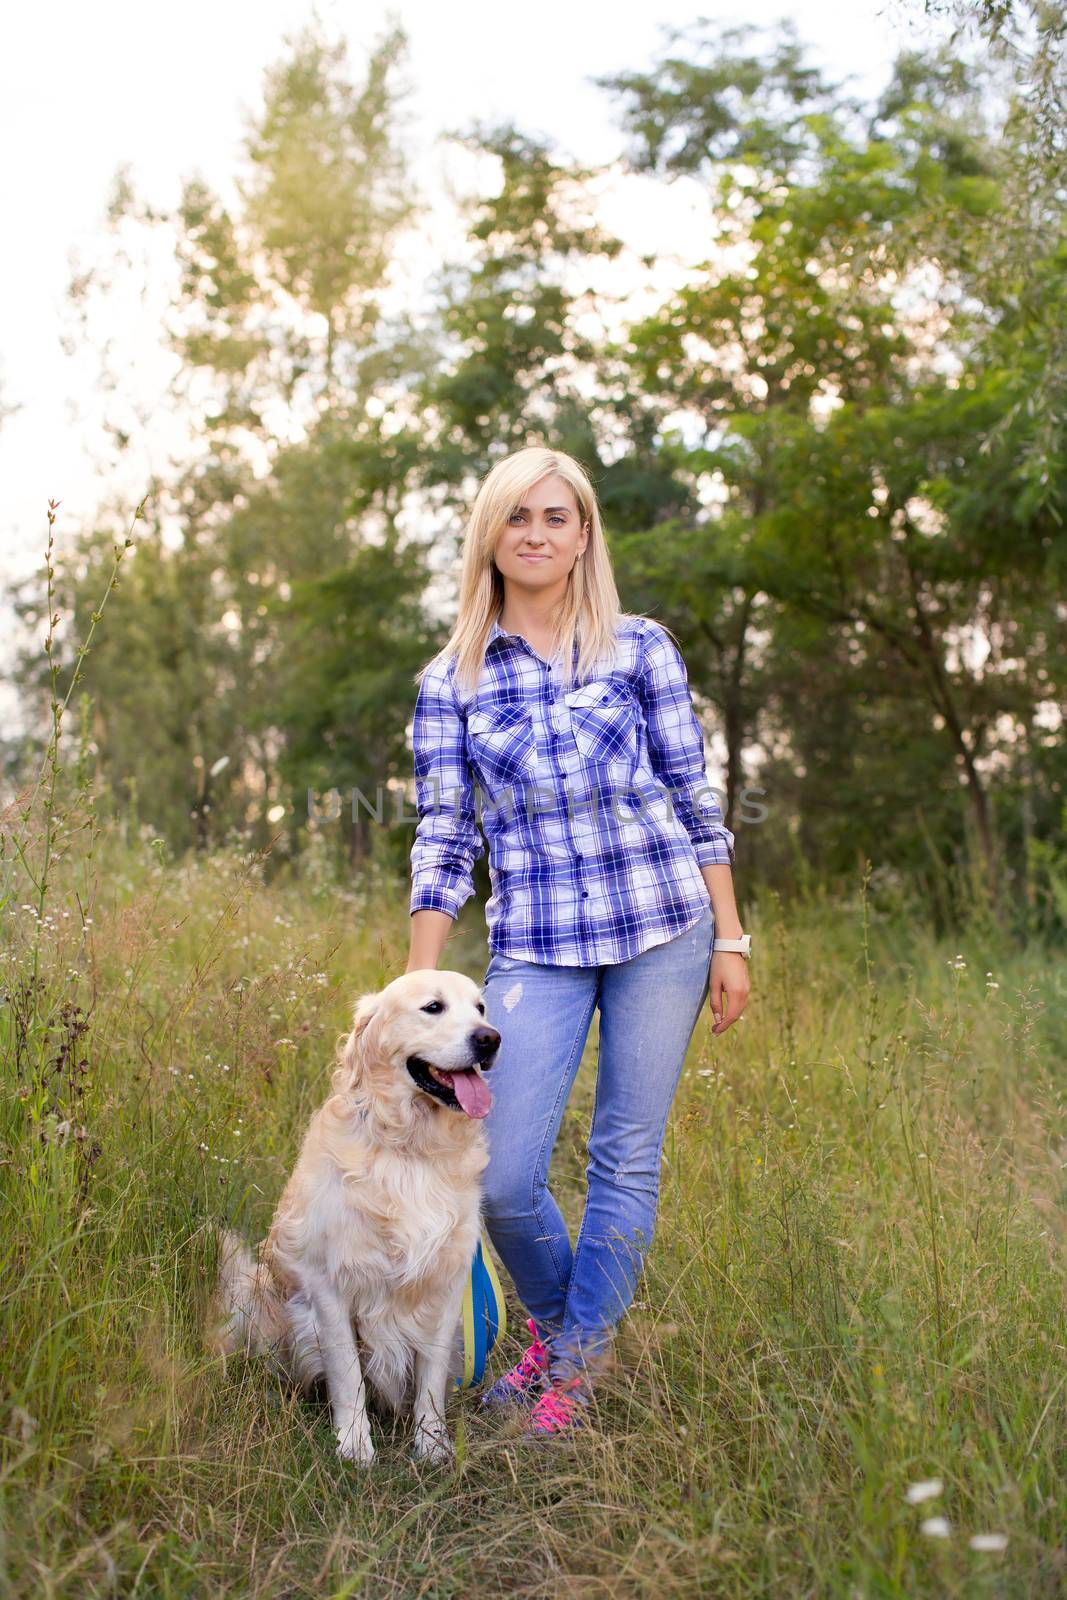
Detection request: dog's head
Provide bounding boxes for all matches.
[335,970,500,1121]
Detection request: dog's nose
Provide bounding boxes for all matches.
[471,1025,501,1064]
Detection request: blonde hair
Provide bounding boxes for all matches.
[417,445,626,702]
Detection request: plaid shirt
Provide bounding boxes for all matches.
[409,613,735,966]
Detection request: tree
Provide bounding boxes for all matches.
[599,20,1064,919]
[18,19,434,854]
[419,123,623,491]
[598,23,911,864]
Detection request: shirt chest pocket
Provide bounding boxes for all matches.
[466,703,537,789]
[563,680,639,772]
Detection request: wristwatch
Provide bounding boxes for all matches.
[713,934,751,960]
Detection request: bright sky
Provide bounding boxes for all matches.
[0,0,948,621]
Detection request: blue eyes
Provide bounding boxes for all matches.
[509,513,565,526]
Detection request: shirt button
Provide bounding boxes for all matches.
[581,890,589,898]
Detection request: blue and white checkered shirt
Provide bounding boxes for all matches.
[409,613,735,966]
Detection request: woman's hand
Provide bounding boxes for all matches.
[708,951,750,1035]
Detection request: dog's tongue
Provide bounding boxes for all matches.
[451,1069,493,1120]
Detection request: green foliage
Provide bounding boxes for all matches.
[422,122,624,482]
[7,8,1064,935]
[268,525,443,865]
[601,19,1064,928]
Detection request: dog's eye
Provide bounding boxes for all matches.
[421,1000,445,1014]
[476,1002,485,1015]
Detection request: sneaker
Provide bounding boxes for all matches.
[522,1376,589,1439]
[479,1317,550,1411]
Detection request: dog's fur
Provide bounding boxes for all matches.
[206,970,500,1465]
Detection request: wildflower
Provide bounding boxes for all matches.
[920,1517,951,1538]
[906,1479,943,1505]
[969,1534,1008,1553]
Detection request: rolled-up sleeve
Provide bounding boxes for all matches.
[409,656,484,918]
[637,620,736,867]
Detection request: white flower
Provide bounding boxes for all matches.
[920,1517,951,1538]
[969,1533,1008,1553]
[906,1479,944,1505]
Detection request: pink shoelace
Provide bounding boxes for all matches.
[508,1318,549,1387]
[499,1318,550,1395]
[526,1377,586,1434]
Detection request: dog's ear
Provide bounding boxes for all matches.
[334,992,381,1089]
[350,992,380,1042]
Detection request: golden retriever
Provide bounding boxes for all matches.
[207,969,500,1465]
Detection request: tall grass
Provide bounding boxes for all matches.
[2,510,1065,1597]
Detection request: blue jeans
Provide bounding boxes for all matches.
[480,903,715,1383]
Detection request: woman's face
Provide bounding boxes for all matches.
[494,473,589,595]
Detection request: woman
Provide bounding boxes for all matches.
[406,445,751,1439]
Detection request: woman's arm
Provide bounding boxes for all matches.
[408,908,455,973]
[637,619,749,1035]
[701,860,750,1036]
[700,861,743,940]
[636,619,736,868]
[406,658,483,973]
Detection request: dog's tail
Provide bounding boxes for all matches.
[205,1227,286,1360]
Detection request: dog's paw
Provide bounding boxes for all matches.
[412,1424,454,1466]
[336,1424,375,1466]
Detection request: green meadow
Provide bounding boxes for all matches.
[3,804,1064,1598]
